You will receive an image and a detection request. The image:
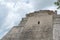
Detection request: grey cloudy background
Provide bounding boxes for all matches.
[0,0,58,39]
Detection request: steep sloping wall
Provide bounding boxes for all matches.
[1,10,56,40]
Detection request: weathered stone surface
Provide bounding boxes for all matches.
[1,10,59,40]
[53,15,60,40]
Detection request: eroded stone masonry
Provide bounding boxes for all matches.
[1,10,60,40]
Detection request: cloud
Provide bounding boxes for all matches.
[0,4,9,27]
[29,0,57,10]
[0,0,34,39]
[42,5,57,10]
[0,12,21,39]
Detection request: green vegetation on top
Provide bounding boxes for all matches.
[54,0,60,9]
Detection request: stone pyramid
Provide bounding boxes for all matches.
[1,10,59,40]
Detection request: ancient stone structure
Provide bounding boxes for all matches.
[1,10,60,40]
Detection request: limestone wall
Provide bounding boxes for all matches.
[53,15,60,40]
[1,10,56,40]
[21,15,53,40]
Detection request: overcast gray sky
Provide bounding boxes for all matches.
[0,0,58,39]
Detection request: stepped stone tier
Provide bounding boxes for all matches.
[1,10,60,40]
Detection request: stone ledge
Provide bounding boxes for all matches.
[26,10,57,17]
